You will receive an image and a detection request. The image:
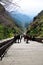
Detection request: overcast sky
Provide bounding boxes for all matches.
[0,0,43,17]
[12,0,43,16]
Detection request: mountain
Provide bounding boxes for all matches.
[0,4,21,39]
[10,11,32,28]
[26,10,43,38]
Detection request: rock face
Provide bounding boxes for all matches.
[0,4,21,39]
[26,10,43,38]
[0,4,15,27]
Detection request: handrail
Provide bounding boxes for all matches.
[0,38,14,60]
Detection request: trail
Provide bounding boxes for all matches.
[0,38,43,65]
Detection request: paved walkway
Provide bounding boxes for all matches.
[0,38,43,65]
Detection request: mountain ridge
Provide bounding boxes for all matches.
[10,11,33,28]
[0,4,22,39]
[26,10,43,38]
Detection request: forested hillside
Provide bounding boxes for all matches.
[0,4,21,40]
[26,11,43,38]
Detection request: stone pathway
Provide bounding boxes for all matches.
[0,38,43,65]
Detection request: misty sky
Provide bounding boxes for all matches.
[0,0,43,17]
[12,0,43,16]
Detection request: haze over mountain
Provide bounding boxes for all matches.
[1,0,43,17]
[0,0,43,29]
[10,11,33,28]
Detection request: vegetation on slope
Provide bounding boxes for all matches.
[26,11,43,38]
[0,4,21,40]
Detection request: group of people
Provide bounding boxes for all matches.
[13,34,22,43]
[13,34,35,43]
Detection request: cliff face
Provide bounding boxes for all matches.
[26,11,43,38]
[0,4,21,39]
[0,4,15,27]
